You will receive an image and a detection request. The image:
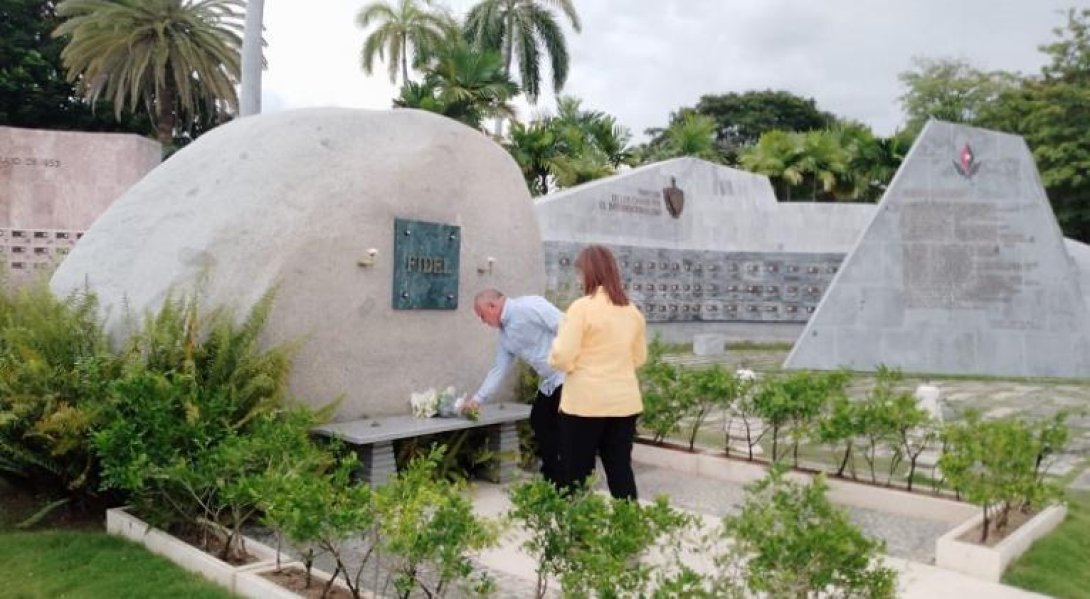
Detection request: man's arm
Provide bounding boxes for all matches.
[469,342,516,408]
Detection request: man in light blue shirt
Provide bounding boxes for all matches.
[465,288,565,484]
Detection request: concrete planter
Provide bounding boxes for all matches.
[235,563,367,599]
[934,504,1067,582]
[631,442,974,524]
[104,507,282,591]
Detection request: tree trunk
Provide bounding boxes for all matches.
[240,0,265,116]
[493,17,515,137]
[156,84,176,148]
[401,32,409,85]
[836,441,853,477]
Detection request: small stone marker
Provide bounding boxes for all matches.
[692,334,728,356]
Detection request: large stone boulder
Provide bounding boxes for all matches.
[50,108,544,420]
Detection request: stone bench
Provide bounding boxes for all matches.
[312,403,531,485]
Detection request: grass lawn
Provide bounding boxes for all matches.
[0,530,234,599]
[1003,491,1090,599]
[0,481,232,599]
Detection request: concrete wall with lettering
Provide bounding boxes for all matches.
[0,126,160,230]
[534,158,875,342]
[786,120,1090,378]
[51,108,544,420]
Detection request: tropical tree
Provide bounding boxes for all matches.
[394,36,518,130]
[739,130,805,200]
[653,111,722,162]
[1,0,145,132]
[357,0,451,86]
[504,96,633,195]
[54,0,244,146]
[693,90,837,160]
[463,0,581,103]
[897,56,1021,138]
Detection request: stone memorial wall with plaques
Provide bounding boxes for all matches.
[787,120,1090,378]
[544,241,843,324]
[534,157,877,342]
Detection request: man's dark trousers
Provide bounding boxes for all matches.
[531,385,563,485]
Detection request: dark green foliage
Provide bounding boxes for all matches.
[0,0,148,132]
[693,90,838,160]
[724,467,896,598]
[0,281,120,510]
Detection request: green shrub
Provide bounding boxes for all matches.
[638,338,689,444]
[723,467,896,598]
[939,412,1066,542]
[0,282,120,518]
[93,291,297,543]
[509,479,697,598]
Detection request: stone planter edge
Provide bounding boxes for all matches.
[104,506,283,591]
[934,503,1067,582]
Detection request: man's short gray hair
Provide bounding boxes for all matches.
[474,289,505,306]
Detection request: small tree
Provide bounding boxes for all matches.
[814,394,860,479]
[723,467,897,598]
[856,367,904,484]
[508,479,697,598]
[887,394,935,492]
[727,372,764,460]
[684,365,738,452]
[939,412,1056,542]
[374,448,498,598]
[638,339,689,444]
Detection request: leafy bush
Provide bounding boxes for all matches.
[374,448,498,598]
[753,371,848,464]
[723,467,897,598]
[509,478,696,598]
[939,412,1066,542]
[638,338,690,444]
[683,365,738,451]
[94,291,296,547]
[0,282,120,519]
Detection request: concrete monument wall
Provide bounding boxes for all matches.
[51,108,544,420]
[0,126,160,276]
[786,120,1090,377]
[535,157,875,342]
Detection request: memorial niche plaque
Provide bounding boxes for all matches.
[392,218,460,310]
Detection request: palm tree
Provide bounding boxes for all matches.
[659,112,721,162]
[506,120,560,194]
[54,0,244,146]
[394,38,518,131]
[740,130,805,201]
[357,0,450,86]
[464,0,581,103]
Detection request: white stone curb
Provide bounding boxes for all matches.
[105,507,283,591]
[935,504,1067,582]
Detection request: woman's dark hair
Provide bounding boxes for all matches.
[575,244,629,306]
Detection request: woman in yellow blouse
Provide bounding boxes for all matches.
[548,245,647,500]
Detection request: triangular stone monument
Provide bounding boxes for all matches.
[785,120,1090,378]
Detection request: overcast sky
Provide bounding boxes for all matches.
[260,0,1087,140]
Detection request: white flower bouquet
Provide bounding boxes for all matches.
[410,386,475,420]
